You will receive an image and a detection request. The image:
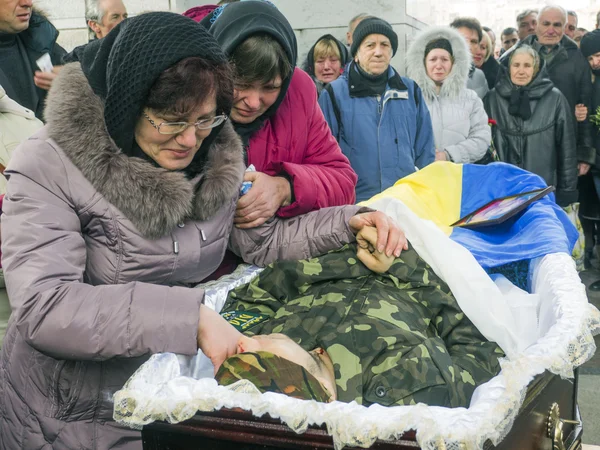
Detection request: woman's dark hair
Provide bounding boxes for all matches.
[230,34,293,87]
[145,56,234,117]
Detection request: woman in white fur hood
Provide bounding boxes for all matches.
[406,26,491,163]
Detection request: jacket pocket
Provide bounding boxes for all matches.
[363,338,450,407]
[48,360,87,421]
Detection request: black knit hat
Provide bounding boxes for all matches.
[350,17,398,57]
[581,29,600,59]
[424,38,453,58]
[65,12,228,159]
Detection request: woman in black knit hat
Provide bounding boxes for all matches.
[0,11,405,450]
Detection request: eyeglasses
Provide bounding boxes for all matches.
[143,112,228,135]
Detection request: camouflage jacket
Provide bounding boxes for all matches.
[222,244,503,408]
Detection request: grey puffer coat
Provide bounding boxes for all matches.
[0,63,363,450]
[406,26,491,164]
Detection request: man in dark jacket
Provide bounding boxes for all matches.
[0,3,66,120]
[503,6,595,173]
[450,17,489,99]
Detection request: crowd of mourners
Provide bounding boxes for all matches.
[0,0,599,448]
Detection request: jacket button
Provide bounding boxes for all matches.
[375,386,386,398]
[177,223,185,228]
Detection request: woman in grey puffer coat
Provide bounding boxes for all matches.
[0,13,405,450]
[406,26,491,163]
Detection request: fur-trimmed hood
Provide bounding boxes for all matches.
[406,26,472,102]
[44,63,245,239]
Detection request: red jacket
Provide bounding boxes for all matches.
[247,68,357,216]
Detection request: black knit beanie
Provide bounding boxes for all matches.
[350,17,398,57]
[64,12,228,160]
[581,29,600,59]
[424,38,453,58]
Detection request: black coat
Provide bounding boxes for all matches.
[480,56,500,90]
[483,65,578,206]
[591,72,600,168]
[516,35,595,164]
[2,12,66,120]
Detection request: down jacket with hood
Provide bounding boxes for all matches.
[202,2,357,217]
[0,14,366,450]
[301,34,349,96]
[406,26,491,164]
[483,59,578,206]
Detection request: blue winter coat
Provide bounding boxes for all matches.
[318,64,435,202]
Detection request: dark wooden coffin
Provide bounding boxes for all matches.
[142,370,583,450]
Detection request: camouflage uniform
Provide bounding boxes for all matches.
[222,244,504,408]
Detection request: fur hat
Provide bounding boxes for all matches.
[350,17,398,57]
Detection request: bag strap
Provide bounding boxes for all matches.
[324,83,342,141]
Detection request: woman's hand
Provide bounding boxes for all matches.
[349,211,408,258]
[435,151,448,161]
[575,104,588,122]
[578,162,591,176]
[197,305,243,374]
[356,226,395,273]
[235,172,292,229]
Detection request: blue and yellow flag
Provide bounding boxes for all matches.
[363,162,578,269]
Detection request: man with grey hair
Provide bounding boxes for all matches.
[566,10,578,40]
[516,9,538,40]
[346,13,369,46]
[86,0,128,40]
[505,5,594,174]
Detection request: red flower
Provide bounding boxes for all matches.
[488,118,497,126]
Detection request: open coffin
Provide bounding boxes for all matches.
[113,163,600,450]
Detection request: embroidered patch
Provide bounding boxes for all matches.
[221,311,269,332]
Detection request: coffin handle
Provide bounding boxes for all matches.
[547,403,581,450]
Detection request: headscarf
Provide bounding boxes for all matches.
[64,12,229,178]
[201,1,297,144]
[302,33,349,78]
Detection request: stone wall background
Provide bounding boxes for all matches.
[36,1,600,75]
[36,0,425,74]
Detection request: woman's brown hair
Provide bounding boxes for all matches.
[230,34,293,87]
[145,56,234,117]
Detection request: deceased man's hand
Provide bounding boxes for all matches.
[356,226,395,273]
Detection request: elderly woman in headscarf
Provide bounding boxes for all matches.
[484,45,578,206]
[302,34,349,95]
[195,1,356,230]
[0,12,405,449]
[406,26,491,163]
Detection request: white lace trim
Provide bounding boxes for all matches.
[114,197,600,449]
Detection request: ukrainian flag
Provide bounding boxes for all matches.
[362,162,578,269]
